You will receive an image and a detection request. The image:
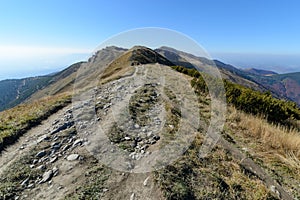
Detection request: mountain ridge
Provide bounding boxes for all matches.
[243,68,278,76]
[0,45,299,199]
[0,46,299,111]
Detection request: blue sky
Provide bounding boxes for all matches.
[1,0,300,80]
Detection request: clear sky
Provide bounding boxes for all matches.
[1,0,300,80]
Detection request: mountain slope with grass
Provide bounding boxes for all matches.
[156,47,271,94]
[243,68,278,76]
[248,72,300,105]
[0,76,53,111]
[0,46,299,199]
[156,47,300,105]
[0,62,85,112]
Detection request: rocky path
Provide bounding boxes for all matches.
[0,106,70,176]
[74,63,200,173]
[0,104,92,199]
[0,63,294,199]
[0,64,174,199]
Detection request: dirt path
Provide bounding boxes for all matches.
[0,63,294,199]
[0,106,70,176]
[102,173,164,200]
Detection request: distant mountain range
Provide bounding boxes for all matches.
[243,68,278,76]
[0,46,299,111]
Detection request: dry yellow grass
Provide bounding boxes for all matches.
[0,92,71,149]
[228,106,300,169]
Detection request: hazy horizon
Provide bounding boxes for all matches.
[1,0,300,80]
[0,49,299,81]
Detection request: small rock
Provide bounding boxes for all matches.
[134,124,140,129]
[52,144,61,151]
[270,185,276,193]
[73,139,83,147]
[39,170,53,184]
[130,193,135,200]
[42,136,51,141]
[141,145,149,150]
[68,138,74,144]
[153,135,160,141]
[62,144,71,151]
[131,141,137,148]
[143,176,150,186]
[147,131,153,137]
[39,156,49,163]
[103,188,109,192]
[36,165,46,170]
[32,159,38,165]
[36,150,46,158]
[242,147,249,152]
[130,152,136,157]
[51,142,59,147]
[67,154,79,161]
[135,154,142,160]
[124,137,131,141]
[53,166,59,176]
[52,120,59,125]
[150,140,156,145]
[50,156,58,163]
[53,136,59,141]
[21,178,29,186]
[27,183,34,188]
[270,185,281,198]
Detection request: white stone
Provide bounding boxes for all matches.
[130,193,135,200]
[143,176,150,186]
[125,137,131,141]
[67,154,79,161]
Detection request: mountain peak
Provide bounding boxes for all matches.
[125,46,174,66]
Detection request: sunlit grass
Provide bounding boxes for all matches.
[0,92,71,149]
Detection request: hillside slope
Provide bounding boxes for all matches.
[156,46,300,105]
[249,72,300,105]
[243,68,278,76]
[0,46,299,199]
[156,47,271,94]
[0,62,84,111]
[0,76,53,111]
